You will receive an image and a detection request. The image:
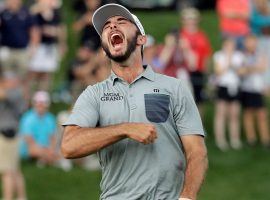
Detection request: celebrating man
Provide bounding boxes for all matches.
[61,4,208,200]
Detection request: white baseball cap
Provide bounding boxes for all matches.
[32,91,50,105]
[92,3,145,36]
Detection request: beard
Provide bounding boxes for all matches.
[101,31,139,63]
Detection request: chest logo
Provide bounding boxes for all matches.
[153,88,160,93]
[101,93,124,101]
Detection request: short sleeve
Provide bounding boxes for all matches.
[19,113,33,136]
[173,81,205,136]
[63,86,99,127]
[25,8,37,27]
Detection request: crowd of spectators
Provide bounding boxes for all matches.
[214,0,270,151]
[0,0,270,199]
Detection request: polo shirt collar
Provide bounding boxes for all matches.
[109,70,119,85]
[109,65,156,85]
[140,65,155,82]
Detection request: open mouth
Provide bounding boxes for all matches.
[110,33,124,48]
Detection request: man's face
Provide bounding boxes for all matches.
[223,39,236,52]
[245,36,257,52]
[6,0,22,9]
[34,101,49,116]
[101,16,140,63]
[182,17,199,28]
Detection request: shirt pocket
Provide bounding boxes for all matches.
[144,94,170,123]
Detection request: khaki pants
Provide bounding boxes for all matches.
[0,134,19,173]
[0,47,29,77]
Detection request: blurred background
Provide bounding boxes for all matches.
[0,0,270,199]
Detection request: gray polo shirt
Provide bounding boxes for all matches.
[64,65,205,200]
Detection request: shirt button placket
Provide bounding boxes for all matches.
[128,85,137,111]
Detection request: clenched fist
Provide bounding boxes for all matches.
[121,123,157,144]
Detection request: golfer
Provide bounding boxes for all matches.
[61,4,208,200]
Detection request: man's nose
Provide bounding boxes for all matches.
[109,22,118,29]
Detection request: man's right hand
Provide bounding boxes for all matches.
[121,123,158,144]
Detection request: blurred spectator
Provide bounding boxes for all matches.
[142,34,163,72]
[77,47,110,84]
[28,0,66,93]
[0,0,39,99]
[250,0,270,35]
[0,71,27,200]
[153,30,195,90]
[72,0,101,50]
[250,0,270,94]
[238,35,270,147]
[179,7,212,117]
[213,38,244,151]
[216,0,250,49]
[67,42,97,99]
[68,45,110,99]
[19,91,71,170]
[92,48,111,83]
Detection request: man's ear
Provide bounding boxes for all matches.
[137,35,147,46]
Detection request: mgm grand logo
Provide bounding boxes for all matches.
[101,93,124,101]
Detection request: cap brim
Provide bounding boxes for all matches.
[92,4,135,36]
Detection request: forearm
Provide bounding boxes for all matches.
[73,20,84,32]
[182,49,197,71]
[61,124,126,159]
[0,88,7,99]
[180,152,208,200]
[240,65,266,74]
[58,25,67,44]
[26,136,46,158]
[73,15,89,32]
[49,136,57,150]
[159,46,174,66]
[29,27,40,47]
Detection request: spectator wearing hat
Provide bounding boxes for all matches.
[19,91,63,167]
[0,71,27,200]
[179,7,212,118]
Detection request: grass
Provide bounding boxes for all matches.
[22,162,101,200]
[13,102,270,200]
[1,6,270,200]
